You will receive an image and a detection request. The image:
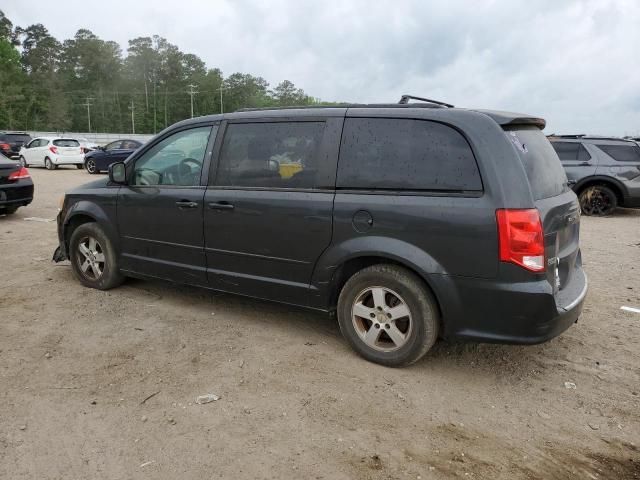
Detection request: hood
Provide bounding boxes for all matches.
[68,177,111,194]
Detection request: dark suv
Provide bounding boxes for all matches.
[0,132,32,159]
[53,97,587,366]
[549,135,640,216]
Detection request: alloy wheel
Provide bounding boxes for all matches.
[86,159,96,174]
[76,236,106,280]
[580,187,615,216]
[351,286,413,352]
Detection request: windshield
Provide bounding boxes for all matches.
[504,126,569,200]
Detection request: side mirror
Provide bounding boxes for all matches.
[109,162,126,184]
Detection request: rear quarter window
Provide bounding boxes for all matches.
[337,118,482,191]
[53,139,80,147]
[506,127,569,200]
[595,144,640,162]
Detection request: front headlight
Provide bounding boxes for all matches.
[58,194,66,211]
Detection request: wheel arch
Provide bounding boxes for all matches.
[313,237,450,321]
[63,201,119,254]
[574,176,626,205]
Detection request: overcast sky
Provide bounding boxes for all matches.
[4,0,640,135]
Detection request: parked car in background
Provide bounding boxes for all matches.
[19,137,85,170]
[84,139,142,174]
[0,132,32,159]
[0,152,33,215]
[54,98,587,367]
[77,138,101,154]
[549,135,640,216]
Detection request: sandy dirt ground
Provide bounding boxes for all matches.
[1,167,639,480]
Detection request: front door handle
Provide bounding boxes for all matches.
[176,200,198,209]
[208,201,234,210]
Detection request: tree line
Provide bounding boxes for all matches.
[0,10,334,134]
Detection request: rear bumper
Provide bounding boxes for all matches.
[52,154,84,165]
[0,182,34,208]
[437,265,587,344]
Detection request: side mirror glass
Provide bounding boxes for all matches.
[109,162,126,184]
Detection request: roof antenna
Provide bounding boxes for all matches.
[399,94,454,108]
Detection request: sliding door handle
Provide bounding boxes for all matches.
[175,200,198,209]
[208,202,234,210]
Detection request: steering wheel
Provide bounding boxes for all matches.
[178,158,202,183]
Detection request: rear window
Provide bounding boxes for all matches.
[551,141,591,161]
[53,139,80,147]
[595,144,640,162]
[506,127,568,200]
[2,134,31,143]
[337,118,482,191]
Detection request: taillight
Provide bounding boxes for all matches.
[496,209,545,272]
[0,143,9,150]
[8,167,30,180]
[49,145,58,154]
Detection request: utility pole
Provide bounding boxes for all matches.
[187,84,198,118]
[82,96,94,133]
[129,99,136,134]
[219,85,224,114]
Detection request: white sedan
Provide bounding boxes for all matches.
[19,137,85,170]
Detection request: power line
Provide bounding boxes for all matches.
[187,84,198,118]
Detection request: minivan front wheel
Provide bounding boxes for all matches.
[69,223,124,290]
[579,185,617,216]
[337,264,439,367]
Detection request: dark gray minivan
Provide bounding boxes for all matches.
[53,97,587,366]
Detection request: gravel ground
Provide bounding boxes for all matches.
[1,167,639,479]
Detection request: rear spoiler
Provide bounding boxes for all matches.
[474,109,546,129]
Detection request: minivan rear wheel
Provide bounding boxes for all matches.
[579,185,617,216]
[337,264,439,367]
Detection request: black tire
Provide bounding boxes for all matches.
[69,222,124,290]
[19,156,28,167]
[44,157,57,170]
[76,164,84,169]
[337,264,439,367]
[579,185,617,216]
[85,158,98,174]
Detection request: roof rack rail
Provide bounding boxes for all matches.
[547,134,586,138]
[398,95,454,108]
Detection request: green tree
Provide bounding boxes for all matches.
[15,24,69,130]
[270,79,311,106]
[0,38,27,129]
[0,10,327,133]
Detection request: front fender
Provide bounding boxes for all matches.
[61,199,120,254]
